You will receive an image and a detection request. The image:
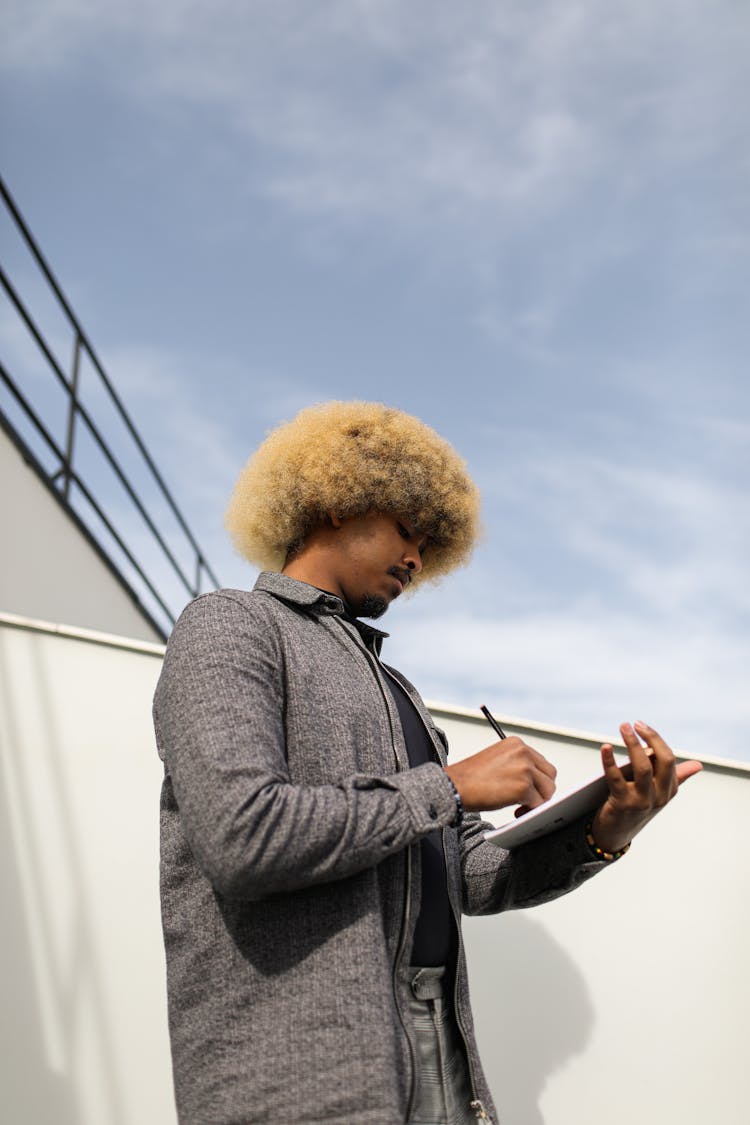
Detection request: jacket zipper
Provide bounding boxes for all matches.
[347,628,420,1120]
[380,658,489,1121]
[393,845,418,1120]
[345,624,486,1122]
[445,827,491,1121]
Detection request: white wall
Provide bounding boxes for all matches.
[0,426,163,643]
[0,617,175,1125]
[1,615,747,1124]
[432,705,750,1125]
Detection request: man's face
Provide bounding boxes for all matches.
[329,511,428,619]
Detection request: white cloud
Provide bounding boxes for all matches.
[699,416,750,448]
[82,340,333,578]
[5,0,746,364]
[101,341,330,462]
[386,599,750,762]
[380,428,750,762]
[4,0,747,235]
[0,301,61,387]
[473,437,750,619]
[0,266,75,387]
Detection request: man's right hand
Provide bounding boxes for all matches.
[445,738,557,813]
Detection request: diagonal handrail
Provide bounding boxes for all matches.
[0,175,223,631]
[1,266,198,597]
[0,360,177,626]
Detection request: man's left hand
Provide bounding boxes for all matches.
[590,721,702,855]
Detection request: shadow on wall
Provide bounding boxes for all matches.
[463,912,594,1125]
[0,632,128,1125]
[0,735,80,1125]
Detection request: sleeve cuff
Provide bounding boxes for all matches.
[392,763,459,833]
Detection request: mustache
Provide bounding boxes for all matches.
[388,566,412,587]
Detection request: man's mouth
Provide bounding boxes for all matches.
[388,567,411,594]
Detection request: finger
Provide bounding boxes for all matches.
[675,760,703,784]
[530,748,557,782]
[519,785,545,811]
[600,743,630,797]
[533,767,557,804]
[633,720,675,790]
[507,737,556,781]
[518,769,555,811]
[620,723,655,794]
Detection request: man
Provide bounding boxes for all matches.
[154,401,700,1125]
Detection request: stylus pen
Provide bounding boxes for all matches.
[480,704,507,740]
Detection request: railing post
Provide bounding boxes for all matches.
[62,332,82,500]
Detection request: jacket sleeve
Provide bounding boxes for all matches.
[457,809,611,916]
[153,593,458,902]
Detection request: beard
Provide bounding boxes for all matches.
[353,593,389,620]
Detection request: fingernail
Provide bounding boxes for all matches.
[634,720,648,730]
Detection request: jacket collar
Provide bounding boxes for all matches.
[253,571,390,647]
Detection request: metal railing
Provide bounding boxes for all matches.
[0,175,221,639]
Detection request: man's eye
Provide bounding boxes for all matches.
[398,521,427,557]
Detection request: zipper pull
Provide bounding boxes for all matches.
[470,1099,491,1120]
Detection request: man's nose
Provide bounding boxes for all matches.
[404,547,423,575]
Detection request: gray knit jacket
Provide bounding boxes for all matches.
[154,573,608,1124]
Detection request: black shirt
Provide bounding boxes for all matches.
[337,601,455,966]
[382,670,454,967]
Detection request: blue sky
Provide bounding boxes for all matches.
[2,1,749,762]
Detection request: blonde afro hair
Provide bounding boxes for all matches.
[225,401,482,586]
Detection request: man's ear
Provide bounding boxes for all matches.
[328,511,344,529]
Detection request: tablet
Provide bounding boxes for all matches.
[483,757,639,850]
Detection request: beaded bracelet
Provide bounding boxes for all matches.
[585,822,631,862]
[444,774,465,827]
